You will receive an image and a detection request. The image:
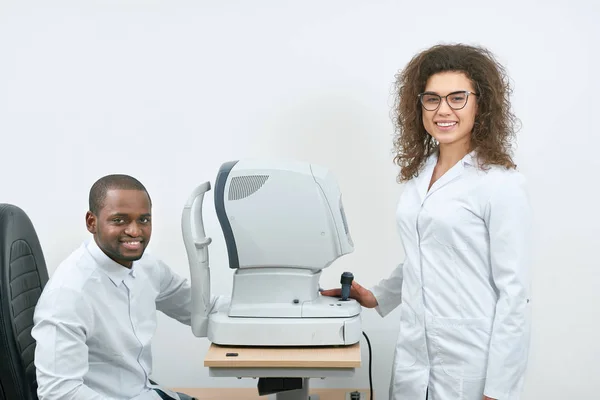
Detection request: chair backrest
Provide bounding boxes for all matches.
[0,204,49,400]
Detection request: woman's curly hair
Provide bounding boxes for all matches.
[392,43,519,182]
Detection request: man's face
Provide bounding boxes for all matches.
[86,189,152,268]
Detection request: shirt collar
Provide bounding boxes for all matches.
[86,239,136,286]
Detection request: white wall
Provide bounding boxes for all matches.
[1,0,598,398]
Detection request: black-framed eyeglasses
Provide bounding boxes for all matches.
[417,90,478,111]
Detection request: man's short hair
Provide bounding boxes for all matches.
[88,174,151,215]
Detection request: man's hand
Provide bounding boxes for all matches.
[320,281,378,308]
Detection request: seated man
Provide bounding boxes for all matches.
[32,174,198,400]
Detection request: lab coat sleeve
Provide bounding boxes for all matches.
[155,260,193,325]
[370,263,404,317]
[32,288,111,400]
[483,172,532,399]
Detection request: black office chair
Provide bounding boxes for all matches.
[0,204,49,400]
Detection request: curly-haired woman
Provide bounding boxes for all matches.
[322,44,532,400]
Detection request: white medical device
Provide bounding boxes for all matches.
[182,159,362,346]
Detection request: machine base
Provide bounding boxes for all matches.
[207,311,362,346]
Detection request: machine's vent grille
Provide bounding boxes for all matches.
[228,175,269,200]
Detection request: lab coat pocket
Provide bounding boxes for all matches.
[428,203,481,251]
[431,317,492,380]
[393,303,419,369]
[431,223,471,250]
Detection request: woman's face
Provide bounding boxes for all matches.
[421,71,478,149]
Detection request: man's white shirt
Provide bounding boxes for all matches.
[32,239,192,400]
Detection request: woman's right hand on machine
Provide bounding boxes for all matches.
[320,281,379,308]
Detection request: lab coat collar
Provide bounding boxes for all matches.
[417,150,477,203]
[86,239,136,286]
[462,151,477,167]
[427,149,477,166]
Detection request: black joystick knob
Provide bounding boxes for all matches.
[340,272,354,301]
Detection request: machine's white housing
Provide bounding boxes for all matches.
[182,159,361,347]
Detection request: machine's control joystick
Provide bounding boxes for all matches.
[340,272,354,301]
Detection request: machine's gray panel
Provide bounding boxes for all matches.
[215,160,239,269]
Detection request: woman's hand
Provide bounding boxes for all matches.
[320,281,379,308]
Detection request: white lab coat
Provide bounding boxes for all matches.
[371,151,532,400]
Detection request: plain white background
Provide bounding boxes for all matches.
[1,1,598,398]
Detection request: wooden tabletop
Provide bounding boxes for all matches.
[172,388,369,400]
[204,343,361,368]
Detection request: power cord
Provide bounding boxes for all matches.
[362,331,373,400]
